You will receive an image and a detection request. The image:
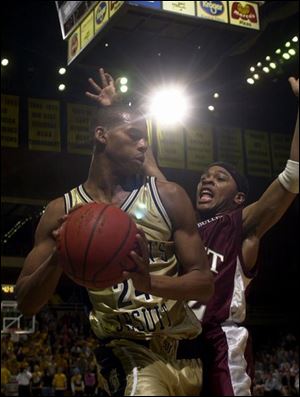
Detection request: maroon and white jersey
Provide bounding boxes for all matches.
[189,208,255,326]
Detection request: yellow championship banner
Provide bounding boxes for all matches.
[109,1,124,18]
[196,1,229,24]
[245,129,271,177]
[28,98,61,152]
[162,1,196,16]
[228,1,260,30]
[1,94,19,148]
[270,133,290,175]
[216,126,244,173]
[95,1,109,33]
[80,10,94,50]
[67,103,96,155]
[157,123,185,169]
[68,27,81,64]
[186,124,213,172]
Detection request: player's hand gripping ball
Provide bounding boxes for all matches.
[57,202,139,288]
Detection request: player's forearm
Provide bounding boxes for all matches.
[290,110,299,161]
[16,252,63,316]
[149,269,214,303]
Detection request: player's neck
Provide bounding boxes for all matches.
[85,155,130,203]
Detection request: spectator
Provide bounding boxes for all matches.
[70,372,85,396]
[16,364,32,397]
[52,367,67,397]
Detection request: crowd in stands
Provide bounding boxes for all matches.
[1,308,299,396]
[1,309,109,396]
[253,332,299,396]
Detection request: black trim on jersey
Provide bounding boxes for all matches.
[64,192,73,214]
[148,177,171,231]
[121,188,139,212]
[80,184,94,202]
[77,184,93,204]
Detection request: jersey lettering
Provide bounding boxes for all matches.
[205,247,224,274]
[115,304,171,333]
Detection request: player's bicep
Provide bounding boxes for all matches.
[19,198,65,278]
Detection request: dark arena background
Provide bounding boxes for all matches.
[1,1,299,396]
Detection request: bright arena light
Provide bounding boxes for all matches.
[58,84,66,91]
[1,58,9,66]
[265,56,271,61]
[269,62,277,69]
[253,73,260,80]
[120,85,128,93]
[213,92,219,98]
[292,36,298,43]
[275,48,281,54]
[149,86,189,124]
[288,49,296,56]
[208,105,215,112]
[250,66,255,72]
[58,67,66,75]
[263,66,270,73]
[247,78,255,85]
[282,53,291,60]
[120,77,128,85]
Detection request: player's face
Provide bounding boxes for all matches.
[196,166,240,216]
[106,114,148,174]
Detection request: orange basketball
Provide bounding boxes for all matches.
[57,202,139,289]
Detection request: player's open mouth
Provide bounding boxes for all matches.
[199,188,214,203]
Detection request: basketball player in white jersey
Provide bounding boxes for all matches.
[143,76,299,396]
[15,74,214,396]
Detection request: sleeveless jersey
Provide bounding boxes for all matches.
[64,177,201,340]
[189,208,254,327]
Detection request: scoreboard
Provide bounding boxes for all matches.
[56,1,263,65]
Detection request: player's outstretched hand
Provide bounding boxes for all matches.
[86,68,121,106]
[288,77,299,98]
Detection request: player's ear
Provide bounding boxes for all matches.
[234,192,246,206]
[94,126,108,145]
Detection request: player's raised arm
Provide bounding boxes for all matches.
[85,67,121,106]
[242,77,299,271]
[15,198,66,316]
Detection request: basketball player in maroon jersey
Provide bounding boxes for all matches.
[85,69,298,395]
[148,76,299,396]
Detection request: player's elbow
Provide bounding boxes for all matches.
[15,283,40,317]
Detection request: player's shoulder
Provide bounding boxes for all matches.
[156,179,188,200]
[42,197,65,226]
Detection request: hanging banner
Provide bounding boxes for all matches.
[1,94,19,148]
[216,126,244,173]
[270,133,290,175]
[229,1,260,30]
[67,103,95,155]
[28,98,61,152]
[157,123,185,169]
[186,124,213,172]
[162,1,196,16]
[196,1,229,24]
[245,129,271,177]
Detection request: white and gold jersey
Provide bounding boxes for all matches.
[64,177,201,340]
